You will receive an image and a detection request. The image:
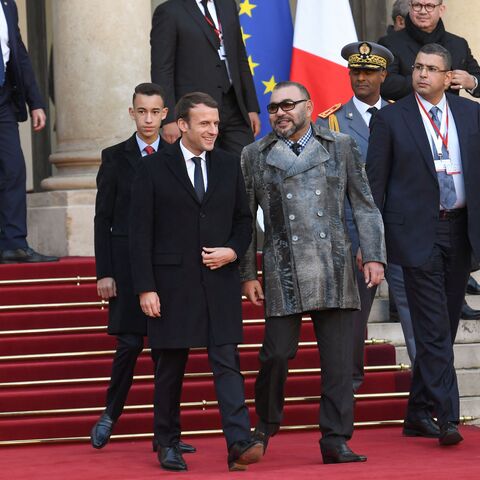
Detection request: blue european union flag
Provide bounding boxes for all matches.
[238,0,293,138]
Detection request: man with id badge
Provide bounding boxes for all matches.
[367,43,480,447]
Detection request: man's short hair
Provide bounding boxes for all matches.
[273,81,311,100]
[132,82,166,105]
[418,43,452,70]
[392,0,409,21]
[175,92,218,122]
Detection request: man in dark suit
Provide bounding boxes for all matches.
[130,92,261,472]
[150,0,260,155]
[378,0,480,320]
[0,0,57,263]
[367,43,480,446]
[317,41,416,387]
[379,0,480,101]
[90,83,194,456]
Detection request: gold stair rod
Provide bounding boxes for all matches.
[0,276,97,286]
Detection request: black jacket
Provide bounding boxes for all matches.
[379,16,480,101]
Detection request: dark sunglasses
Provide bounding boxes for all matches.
[267,99,308,114]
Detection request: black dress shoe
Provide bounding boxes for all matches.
[320,441,367,464]
[466,276,480,295]
[158,445,187,471]
[251,427,270,454]
[152,438,196,454]
[90,413,115,449]
[403,417,440,438]
[227,440,263,471]
[461,300,480,320]
[1,247,59,264]
[439,422,463,446]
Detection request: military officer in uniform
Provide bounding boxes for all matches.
[317,42,416,392]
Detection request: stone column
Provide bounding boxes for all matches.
[28,0,151,255]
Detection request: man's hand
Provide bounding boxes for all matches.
[161,121,181,143]
[139,291,161,317]
[248,112,261,137]
[363,262,385,289]
[97,277,117,300]
[31,108,46,132]
[242,280,264,306]
[450,70,477,91]
[202,247,236,270]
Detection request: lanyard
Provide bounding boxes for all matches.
[202,7,222,43]
[415,93,449,156]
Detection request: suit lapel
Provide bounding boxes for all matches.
[124,133,142,169]
[2,1,16,54]
[182,0,219,53]
[202,149,222,205]
[345,99,369,143]
[447,94,469,174]
[402,94,437,181]
[165,142,200,204]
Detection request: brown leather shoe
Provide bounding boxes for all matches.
[228,440,263,471]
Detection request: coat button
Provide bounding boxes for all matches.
[292,235,298,241]
[320,232,326,239]
[200,212,206,218]
[315,189,321,195]
[289,214,295,220]
[317,211,323,217]
[286,193,293,199]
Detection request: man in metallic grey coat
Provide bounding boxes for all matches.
[240,81,386,465]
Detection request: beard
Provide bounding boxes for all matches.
[272,111,307,139]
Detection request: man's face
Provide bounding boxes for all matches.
[349,68,387,103]
[412,52,451,100]
[409,1,445,33]
[177,104,219,154]
[129,94,167,143]
[268,85,313,139]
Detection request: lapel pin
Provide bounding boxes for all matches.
[347,112,353,119]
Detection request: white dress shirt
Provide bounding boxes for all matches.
[180,139,208,190]
[135,134,160,157]
[352,96,382,127]
[0,5,10,72]
[415,93,466,209]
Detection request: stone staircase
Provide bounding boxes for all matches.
[368,272,480,425]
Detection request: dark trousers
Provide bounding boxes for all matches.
[216,88,254,157]
[403,211,471,426]
[0,88,27,250]
[153,343,251,449]
[104,334,156,421]
[255,310,354,445]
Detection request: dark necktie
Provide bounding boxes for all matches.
[191,156,205,202]
[291,143,302,156]
[201,0,220,49]
[0,41,5,87]
[430,106,457,209]
[367,106,378,128]
[143,145,155,155]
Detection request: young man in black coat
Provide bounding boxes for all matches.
[130,92,261,472]
[90,83,195,455]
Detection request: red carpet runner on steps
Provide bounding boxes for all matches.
[0,257,411,444]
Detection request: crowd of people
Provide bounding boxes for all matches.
[2,0,480,473]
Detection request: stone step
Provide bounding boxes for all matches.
[461,396,480,425]
[394,344,480,370]
[368,320,480,346]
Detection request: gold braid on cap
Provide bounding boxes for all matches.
[348,53,387,69]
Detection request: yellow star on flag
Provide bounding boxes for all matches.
[239,0,257,18]
[241,27,251,45]
[248,55,259,76]
[262,75,277,94]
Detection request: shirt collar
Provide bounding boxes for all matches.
[136,134,160,154]
[415,92,447,114]
[279,124,313,150]
[352,96,382,115]
[180,139,207,162]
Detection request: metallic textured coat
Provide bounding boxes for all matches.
[239,124,386,318]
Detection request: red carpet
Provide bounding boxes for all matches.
[1,427,479,480]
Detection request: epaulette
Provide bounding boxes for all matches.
[318,103,342,119]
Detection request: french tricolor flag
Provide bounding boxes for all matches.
[290,0,358,117]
